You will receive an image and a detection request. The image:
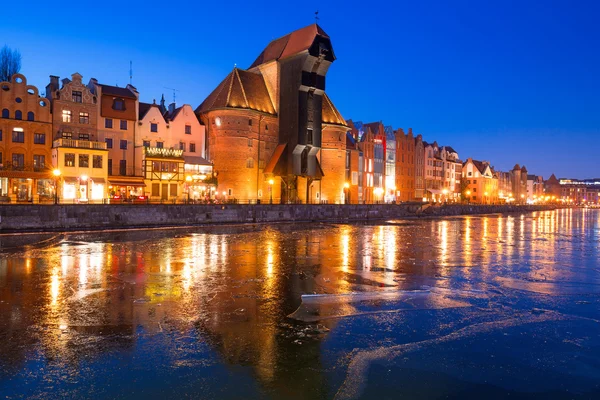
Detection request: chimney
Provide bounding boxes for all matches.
[46,75,59,100]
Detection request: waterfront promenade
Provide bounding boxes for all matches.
[0,203,558,233]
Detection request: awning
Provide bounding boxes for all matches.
[426,189,442,195]
[184,155,212,166]
[109,177,146,187]
[90,178,106,184]
[63,176,78,183]
[264,143,287,175]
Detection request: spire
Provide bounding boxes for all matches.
[159,94,166,113]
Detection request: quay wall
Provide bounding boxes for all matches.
[0,204,558,233]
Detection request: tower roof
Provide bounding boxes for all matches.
[249,24,334,68]
[321,93,347,127]
[196,68,276,115]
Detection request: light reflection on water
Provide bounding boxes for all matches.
[0,209,599,398]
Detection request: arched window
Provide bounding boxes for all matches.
[1,109,8,118]
[27,111,34,121]
[15,110,22,120]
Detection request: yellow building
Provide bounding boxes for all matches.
[52,138,108,203]
[462,158,498,204]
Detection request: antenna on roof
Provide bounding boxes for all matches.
[129,61,133,85]
[163,86,180,105]
[315,10,319,22]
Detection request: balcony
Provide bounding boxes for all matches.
[53,138,107,150]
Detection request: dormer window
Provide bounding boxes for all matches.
[72,91,82,103]
[113,98,125,111]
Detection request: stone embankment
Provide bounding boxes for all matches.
[0,204,558,233]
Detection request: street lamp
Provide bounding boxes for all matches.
[484,192,488,205]
[466,190,471,204]
[268,178,274,204]
[343,182,350,204]
[53,169,61,204]
[186,175,192,203]
[442,188,448,203]
[374,187,384,203]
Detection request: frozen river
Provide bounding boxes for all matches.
[1,209,599,399]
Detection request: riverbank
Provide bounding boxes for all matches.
[0,203,560,233]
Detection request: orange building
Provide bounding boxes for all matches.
[395,128,415,201]
[0,73,53,202]
[197,24,348,203]
[462,158,499,204]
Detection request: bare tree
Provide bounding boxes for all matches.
[0,45,22,82]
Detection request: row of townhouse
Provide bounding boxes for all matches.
[0,73,209,203]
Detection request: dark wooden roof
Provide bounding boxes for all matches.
[249,24,333,68]
[99,84,137,99]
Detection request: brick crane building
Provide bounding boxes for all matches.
[196,24,348,204]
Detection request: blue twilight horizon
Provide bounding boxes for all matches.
[2,0,598,179]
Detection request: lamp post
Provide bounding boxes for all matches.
[53,169,61,204]
[442,188,448,204]
[466,190,471,204]
[186,175,192,203]
[268,178,274,204]
[520,193,525,204]
[343,182,350,204]
[484,192,488,205]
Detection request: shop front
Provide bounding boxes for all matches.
[0,170,55,203]
[184,156,215,202]
[108,177,146,201]
[143,147,185,202]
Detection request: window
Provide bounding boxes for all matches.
[113,99,124,110]
[79,112,89,124]
[246,158,254,168]
[248,138,253,147]
[93,155,102,168]
[79,154,89,168]
[119,160,126,175]
[15,110,22,120]
[33,155,45,170]
[120,140,127,150]
[151,123,158,132]
[34,133,45,144]
[185,125,191,134]
[72,91,82,103]
[179,142,186,151]
[62,132,73,139]
[228,189,232,196]
[120,120,127,130]
[105,118,113,129]
[62,110,72,123]
[0,129,2,141]
[108,159,113,175]
[265,124,268,131]
[78,133,89,140]
[65,153,75,167]
[12,153,24,168]
[156,141,163,148]
[473,179,477,184]
[105,138,113,148]
[473,187,477,192]
[1,109,8,118]
[248,119,252,126]
[27,112,34,121]
[12,129,24,143]
[189,143,196,153]
[143,140,150,147]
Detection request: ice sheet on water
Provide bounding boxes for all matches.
[496,276,600,295]
[287,289,471,322]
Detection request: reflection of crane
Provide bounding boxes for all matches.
[163,87,180,104]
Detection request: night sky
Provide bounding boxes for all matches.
[2,0,598,179]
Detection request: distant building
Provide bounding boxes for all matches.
[0,73,53,202]
[424,141,443,201]
[414,134,425,200]
[46,73,108,202]
[384,126,396,203]
[395,128,415,202]
[462,158,498,204]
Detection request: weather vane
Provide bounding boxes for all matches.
[315,10,319,22]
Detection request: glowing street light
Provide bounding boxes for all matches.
[186,175,192,203]
[268,178,274,204]
[442,188,448,203]
[343,182,350,204]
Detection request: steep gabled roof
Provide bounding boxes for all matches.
[322,93,347,127]
[139,102,153,120]
[249,24,334,68]
[100,84,137,99]
[196,68,276,115]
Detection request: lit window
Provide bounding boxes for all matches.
[215,117,221,127]
[79,112,89,124]
[65,153,75,167]
[12,128,24,143]
[93,155,103,168]
[62,110,71,123]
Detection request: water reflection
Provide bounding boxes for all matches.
[0,210,599,398]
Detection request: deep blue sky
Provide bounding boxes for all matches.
[2,0,598,178]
